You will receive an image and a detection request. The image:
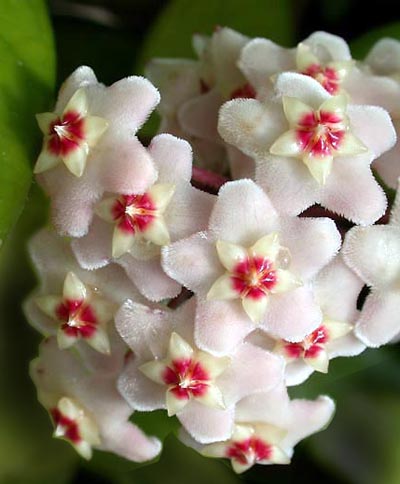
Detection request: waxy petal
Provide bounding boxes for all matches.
[34,149,60,174]
[166,388,190,416]
[35,295,63,320]
[84,116,109,146]
[63,272,87,302]
[63,142,89,178]
[57,328,77,350]
[272,269,302,294]
[195,383,225,410]
[207,273,238,300]
[305,348,329,373]
[148,184,176,212]
[143,217,170,246]
[36,112,58,134]
[249,232,281,261]
[215,240,248,272]
[87,326,111,355]
[269,129,303,157]
[242,295,269,323]
[63,87,88,116]
[112,227,136,258]
[282,96,313,126]
[168,332,194,362]
[139,360,166,385]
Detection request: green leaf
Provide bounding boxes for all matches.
[137,0,295,69]
[350,22,400,59]
[0,0,55,249]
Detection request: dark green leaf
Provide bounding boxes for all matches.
[350,22,400,59]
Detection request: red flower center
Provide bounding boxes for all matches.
[56,299,97,338]
[162,358,210,400]
[302,63,341,95]
[283,325,329,359]
[231,256,277,300]
[51,407,81,444]
[226,437,272,465]
[48,110,85,156]
[112,193,157,234]
[296,110,345,158]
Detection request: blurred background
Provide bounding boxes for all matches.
[1,1,400,483]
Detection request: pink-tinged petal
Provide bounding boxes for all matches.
[211,27,249,97]
[342,225,400,288]
[235,383,291,427]
[162,232,221,293]
[62,85,88,114]
[348,105,396,158]
[118,358,166,411]
[207,273,238,300]
[98,136,157,195]
[195,298,255,356]
[281,396,335,452]
[327,333,365,359]
[250,232,281,260]
[238,38,294,97]
[284,360,315,386]
[218,98,286,159]
[365,38,400,74]
[165,185,216,242]
[269,129,304,157]
[112,227,136,258]
[216,240,248,271]
[166,388,190,416]
[255,155,320,216]
[320,154,387,225]
[143,218,170,246]
[57,327,77,350]
[72,218,113,270]
[118,254,181,302]
[148,133,193,183]
[272,269,302,294]
[303,153,333,186]
[373,138,400,189]
[261,286,322,342]
[34,146,60,173]
[274,72,329,108]
[62,142,89,177]
[195,383,225,410]
[304,31,351,60]
[115,301,172,359]
[63,274,86,303]
[217,343,284,407]
[178,88,221,142]
[196,352,231,380]
[355,291,400,347]
[139,360,166,385]
[345,69,400,113]
[95,76,160,135]
[283,96,315,126]
[209,180,278,246]
[145,58,199,116]
[178,401,235,444]
[168,332,194,362]
[304,347,329,373]
[55,66,98,112]
[315,256,363,322]
[84,116,109,146]
[242,295,269,324]
[279,217,341,281]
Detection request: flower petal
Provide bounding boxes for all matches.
[63,272,87,301]
[242,295,269,323]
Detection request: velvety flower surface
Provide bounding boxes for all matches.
[162,179,341,355]
[31,337,161,461]
[218,73,396,225]
[248,256,365,385]
[115,298,284,443]
[180,383,334,473]
[36,66,159,236]
[72,133,215,301]
[342,182,400,346]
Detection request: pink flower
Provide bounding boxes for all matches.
[72,133,215,301]
[181,383,335,473]
[218,73,396,225]
[162,179,341,355]
[248,256,365,385]
[24,229,141,375]
[342,181,400,346]
[35,66,159,236]
[31,337,161,462]
[115,298,284,443]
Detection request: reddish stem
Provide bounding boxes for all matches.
[191,166,229,193]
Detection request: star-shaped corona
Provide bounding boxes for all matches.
[35,88,109,177]
[96,184,176,258]
[207,233,301,323]
[270,95,367,184]
[296,43,353,95]
[139,332,230,416]
[202,423,289,474]
[275,319,353,373]
[50,397,101,460]
[35,272,113,354]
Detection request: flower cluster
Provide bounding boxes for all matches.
[25,30,400,474]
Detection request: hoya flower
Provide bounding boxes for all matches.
[181,385,335,473]
[364,38,400,188]
[36,66,159,236]
[115,298,284,443]
[162,179,341,355]
[342,181,400,346]
[31,337,161,462]
[24,229,141,373]
[219,73,396,225]
[147,27,255,178]
[72,133,215,302]
[249,256,365,385]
